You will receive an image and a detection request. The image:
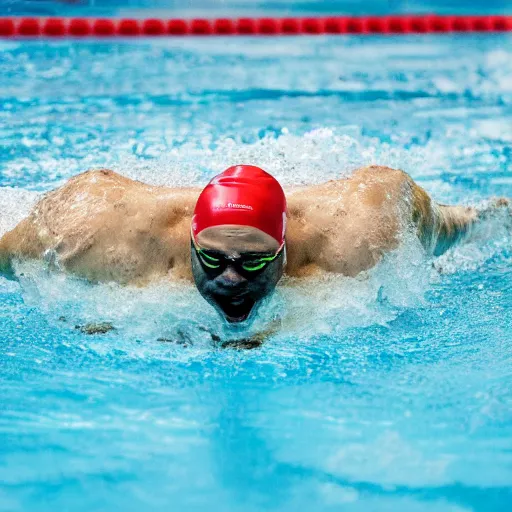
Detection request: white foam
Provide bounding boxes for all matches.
[0,131,509,345]
[434,201,512,275]
[0,128,444,202]
[7,231,431,347]
[0,187,39,235]
[104,128,443,189]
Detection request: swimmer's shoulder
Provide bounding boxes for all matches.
[340,165,415,210]
[74,171,201,233]
[66,168,163,198]
[29,169,201,235]
[285,165,413,211]
[45,169,197,208]
[38,169,146,208]
[285,179,348,208]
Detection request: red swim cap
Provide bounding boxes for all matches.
[192,165,286,244]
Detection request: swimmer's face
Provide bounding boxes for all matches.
[191,225,285,324]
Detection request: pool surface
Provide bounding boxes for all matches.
[1,27,512,512]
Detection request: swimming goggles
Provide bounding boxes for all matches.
[191,238,285,277]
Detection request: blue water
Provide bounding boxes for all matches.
[1,33,512,512]
[2,0,512,16]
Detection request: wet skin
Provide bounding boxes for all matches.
[1,166,500,325]
[191,226,284,323]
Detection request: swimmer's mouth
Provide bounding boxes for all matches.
[215,296,256,323]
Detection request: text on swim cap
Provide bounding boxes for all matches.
[213,202,254,210]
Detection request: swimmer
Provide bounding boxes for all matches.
[0,165,509,324]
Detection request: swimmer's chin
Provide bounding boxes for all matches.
[214,297,257,325]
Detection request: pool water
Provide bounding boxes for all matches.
[1,34,512,511]
[3,0,512,16]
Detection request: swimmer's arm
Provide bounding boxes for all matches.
[411,181,476,256]
[0,219,42,280]
[0,238,16,280]
[205,320,280,350]
[226,326,278,349]
[431,204,479,256]
[410,179,510,256]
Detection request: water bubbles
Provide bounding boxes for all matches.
[0,127,510,347]
[1,36,512,510]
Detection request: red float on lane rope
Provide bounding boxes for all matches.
[0,15,511,37]
[68,18,91,36]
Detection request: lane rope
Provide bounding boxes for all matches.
[0,15,511,37]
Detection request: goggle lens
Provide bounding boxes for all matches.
[192,240,284,276]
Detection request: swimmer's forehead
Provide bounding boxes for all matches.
[196,225,279,253]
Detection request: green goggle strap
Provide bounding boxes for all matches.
[240,252,280,271]
[197,249,221,269]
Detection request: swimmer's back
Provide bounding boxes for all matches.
[0,169,200,284]
[1,165,496,284]
[284,166,408,276]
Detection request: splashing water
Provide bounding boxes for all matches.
[2,130,508,348]
[1,36,512,512]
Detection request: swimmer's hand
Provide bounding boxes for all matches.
[0,248,15,280]
[75,322,116,335]
[156,319,281,349]
[476,197,511,221]
[219,332,266,350]
[157,321,280,349]
[218,319,281,350]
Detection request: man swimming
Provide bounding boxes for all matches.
[0,164,508,324]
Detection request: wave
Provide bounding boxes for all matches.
[0,131,509,347]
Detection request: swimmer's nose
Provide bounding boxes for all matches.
[216,265,247,290]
